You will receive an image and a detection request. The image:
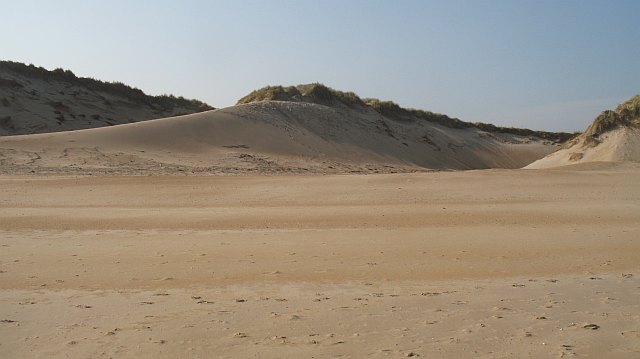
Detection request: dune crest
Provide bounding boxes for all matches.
[0,61,213,136]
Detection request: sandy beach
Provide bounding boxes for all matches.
[3,2,639,357]
[1,165,639,358]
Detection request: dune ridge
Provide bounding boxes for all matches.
[1,61,580,173]
[0,100,563,174]
[239,83,574,142]
[0,61,213,136]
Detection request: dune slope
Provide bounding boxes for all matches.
[0,61,212,136]
[527,95,640,169]
[1,100,561,174]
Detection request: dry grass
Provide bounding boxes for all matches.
[238,83,574,142]
[585,94,640,139]
[0,60,213,112]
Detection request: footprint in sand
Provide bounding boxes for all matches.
[271,335,287,343]
[105,328,120,336]
[560,344,575,357]
[196,300,214,304]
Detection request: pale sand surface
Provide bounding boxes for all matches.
[527,127,640,169]
[1,167,639,358]
[0,101,558,174]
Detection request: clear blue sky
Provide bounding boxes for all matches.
[2,0,639,131]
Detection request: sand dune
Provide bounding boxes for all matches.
[0,61,212,135]
[0,101,560,174]
[527,95,640,169]
[1,71,571,172]
[526,127,640,169]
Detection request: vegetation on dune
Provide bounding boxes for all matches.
[238,83,574,142]
[0,61,214,112]
[584,94,640,139]
[363,98,470,129]
[585,110,627,139]
[237,85,304,103]
[237,83,365,107]
[297,83,365,107]
[472,122,577,142]
[365,99,576,142]
[616,94,640,117]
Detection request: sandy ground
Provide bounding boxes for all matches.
[1,166,639,358]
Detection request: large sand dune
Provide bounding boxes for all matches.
[0,101,560,174]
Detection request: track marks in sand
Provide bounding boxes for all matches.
[1,274,638,358]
